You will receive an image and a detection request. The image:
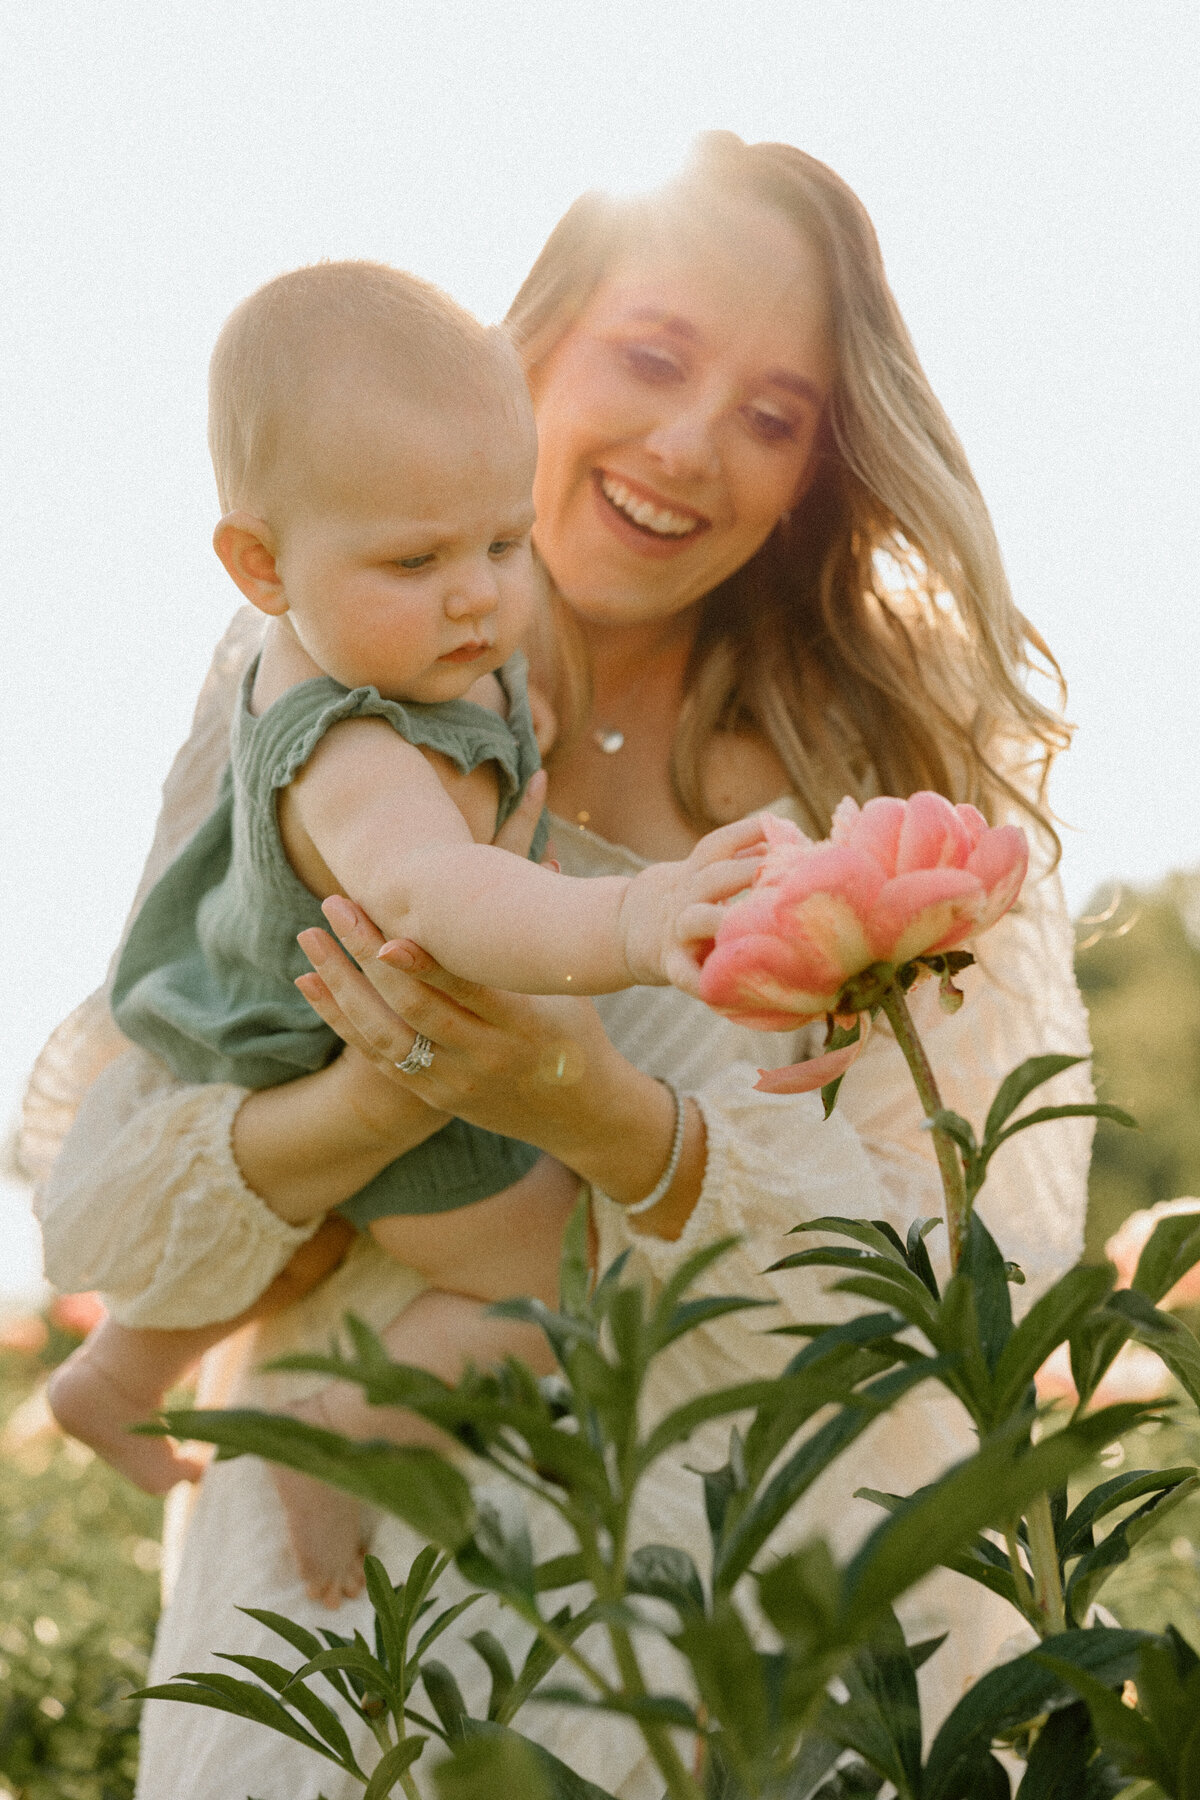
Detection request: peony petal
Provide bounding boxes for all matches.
[867,867,983,963]
[838,795,907,877]
[828,795,862,843]
[698,933,836,1025]
[895,790,973,873]
[954,803,990,850]
[753,1036,865,1093]
[965,826,1028,928]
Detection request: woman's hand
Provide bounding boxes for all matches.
[294,774,707,1236]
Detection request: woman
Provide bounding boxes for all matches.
[29,133,1093,1798]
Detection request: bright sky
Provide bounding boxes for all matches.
[3,1,1198,1190]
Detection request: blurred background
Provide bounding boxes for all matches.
[1,6,1198,1791]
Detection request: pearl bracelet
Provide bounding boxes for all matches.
[617,1080,687,1218]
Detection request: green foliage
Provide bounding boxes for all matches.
[146,1183,1200,1798]
[0,1341,161,1800]
[1077,875,1200,1257]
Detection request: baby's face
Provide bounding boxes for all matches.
[271,386,540,704]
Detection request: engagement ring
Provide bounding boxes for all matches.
[395,1032,435,1074]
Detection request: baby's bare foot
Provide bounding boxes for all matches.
[47,1346,205,1493]
[271,1392,367,1609]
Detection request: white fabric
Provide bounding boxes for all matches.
[24,608,1095,1798]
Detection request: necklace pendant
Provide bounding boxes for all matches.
[593,727,625,754]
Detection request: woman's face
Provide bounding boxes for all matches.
[528,195,836,631]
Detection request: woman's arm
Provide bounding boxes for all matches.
[298,901,708,1235]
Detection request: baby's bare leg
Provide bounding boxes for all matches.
[271,1247,568,1609]
[47,1217,355,1493]
[367,1154,579,1304]
[271,1161,576,1605]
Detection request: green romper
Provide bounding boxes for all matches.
[111,652,546,1225]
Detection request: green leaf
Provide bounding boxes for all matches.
[924,1629,1150,1800]
[989,1103,1138,1158]
[468,1630,515,1721]
[626,1543,706,1619]
[954,1210,1014,1375]
[983,1053,1090,1146]
[1066,1474,1200,1624]
[558,1188,593,1319]
[1033,1654,1159,1779]
[1107,1287,1200,1411]
[673,1598,769,1765]
[653,1293,776,1353]
[362,1735,427,1799]
[715,1362,944,1592]
[215,1652,363,1772]
[1131,1211,1200,1306]
[773,1253,938,1320]
[652,1235,744,1336]
[413,1595,485,1664]
[438,1719,618,1800]
[533,1553,587,1593]
[284,1643,394,1705]
[421,1659,469,1742]
[157,1409,475,1548]
[992,1264,1117,1419]
[840,1408,1154,1637]
[130,1672,344,1765]
[822,1609,923,1798]
[1013,1702,1105,1800]
[784,1218,910,1262]
[363,1555,406,1679]
[237,1607,358,1711]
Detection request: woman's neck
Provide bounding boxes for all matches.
[579,612,696,715]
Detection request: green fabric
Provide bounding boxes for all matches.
[112,652,545,1220]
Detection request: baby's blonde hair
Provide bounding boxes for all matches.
[208,260,527,516]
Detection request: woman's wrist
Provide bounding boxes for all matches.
[231,1049,448,1225]
[540,1052,707,1241]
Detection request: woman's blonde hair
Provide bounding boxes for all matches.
[507,131,1068,855]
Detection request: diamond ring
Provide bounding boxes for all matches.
[395,1032,435,1075]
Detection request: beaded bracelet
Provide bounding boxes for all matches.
[619,1080,686,1217]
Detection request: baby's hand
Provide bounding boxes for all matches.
[620,815,767,994]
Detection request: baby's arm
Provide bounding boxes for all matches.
[284,718,764,995]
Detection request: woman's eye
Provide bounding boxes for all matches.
[396,553,435,570]
[621,343,682,383]
[745,405,798,444]
[488,538,521,558]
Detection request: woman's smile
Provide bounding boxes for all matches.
[592,469,711,557]
[528,193,835,626]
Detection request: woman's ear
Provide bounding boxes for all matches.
[213,512,287,615]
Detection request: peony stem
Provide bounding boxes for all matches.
[878,982,970,1269]
[1026,1490,1068,1638]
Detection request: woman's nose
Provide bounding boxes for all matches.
[642,394,722,481]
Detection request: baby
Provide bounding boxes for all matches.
[48,261,762,1603]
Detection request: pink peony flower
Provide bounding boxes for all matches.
[698,793,1028,1092]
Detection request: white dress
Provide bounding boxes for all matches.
[26,609,1095,1799]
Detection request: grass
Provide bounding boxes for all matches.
[0,1330,161,1800]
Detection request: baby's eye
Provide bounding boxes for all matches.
[744,404,798,444]
[488,536,526,558]
[395,553,435,570]
[621,343,683,384]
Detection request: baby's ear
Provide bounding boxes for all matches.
[213,512,286,614]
